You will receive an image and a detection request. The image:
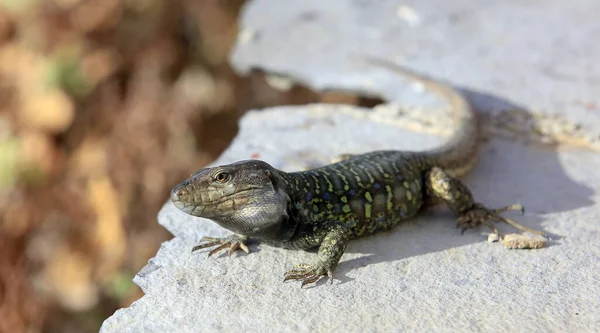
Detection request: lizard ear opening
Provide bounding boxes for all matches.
[264,169,276,187]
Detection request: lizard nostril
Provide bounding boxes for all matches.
[171,187,183,202]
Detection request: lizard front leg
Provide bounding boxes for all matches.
[283,223,351,288]
[426,167,546,238]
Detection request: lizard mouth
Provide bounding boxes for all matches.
[170,187,258,216]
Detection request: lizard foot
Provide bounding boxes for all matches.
[457,203,546,237]
[283,262,333,288]
[191,234,250,257]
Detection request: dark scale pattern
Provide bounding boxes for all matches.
[282,151,425,239]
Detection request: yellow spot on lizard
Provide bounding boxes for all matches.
[385,185,393,210]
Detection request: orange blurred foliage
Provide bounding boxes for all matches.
[0,0,246,332]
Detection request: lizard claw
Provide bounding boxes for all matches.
[457,203,546,238]
[283,262,333,288]
[191,235,250,258]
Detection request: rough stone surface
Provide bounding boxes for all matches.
[102,0,600,332]
[232,0,600,127]
[101,105,600,332]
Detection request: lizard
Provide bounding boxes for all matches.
[170,57,547,287]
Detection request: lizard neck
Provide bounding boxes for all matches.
[241,213,298,244]
[238,169,300,244]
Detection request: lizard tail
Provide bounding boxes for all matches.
[355,56,481,177]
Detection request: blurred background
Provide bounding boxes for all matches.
[2,1,597,332]
[0,0,364,332]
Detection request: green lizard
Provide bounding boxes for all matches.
[170,57,546,287]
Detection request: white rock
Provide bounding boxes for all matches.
[101,0,600,331]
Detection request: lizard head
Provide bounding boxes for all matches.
[170,160,290,236]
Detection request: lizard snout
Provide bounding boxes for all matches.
[170,184,188,210]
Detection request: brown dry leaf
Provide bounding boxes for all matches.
[18,130,55,177]
[87,175,126,280]
[192,0,242,64]
[42,246,99,311]
[70,137,108,177]
[0,1,247,332]
[0,236,43,333]
[20,89,75,133]
[0,44,77,134]
[174,66,235,115]
[70,0,122,33]
[0,6,14,43]
[0,42,43,82]
[1,191,31,238]
[80,48,120,86]
[54,0,85,10]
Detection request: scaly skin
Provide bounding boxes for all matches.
[170,58,546,287]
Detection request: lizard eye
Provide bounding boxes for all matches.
[214,171,231,183]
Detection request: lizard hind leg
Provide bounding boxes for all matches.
[425,167,546,238]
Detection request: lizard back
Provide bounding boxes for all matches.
[280,151,427,238]
[278,58,481,239]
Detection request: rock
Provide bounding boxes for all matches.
[487,233,500,243]
[503,233,547,249]
[101,102,600,332]
[101,0,600,331]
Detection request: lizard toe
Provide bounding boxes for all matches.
[191,234,250,257]
[457,203,544,237]
[283,262,330,287]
